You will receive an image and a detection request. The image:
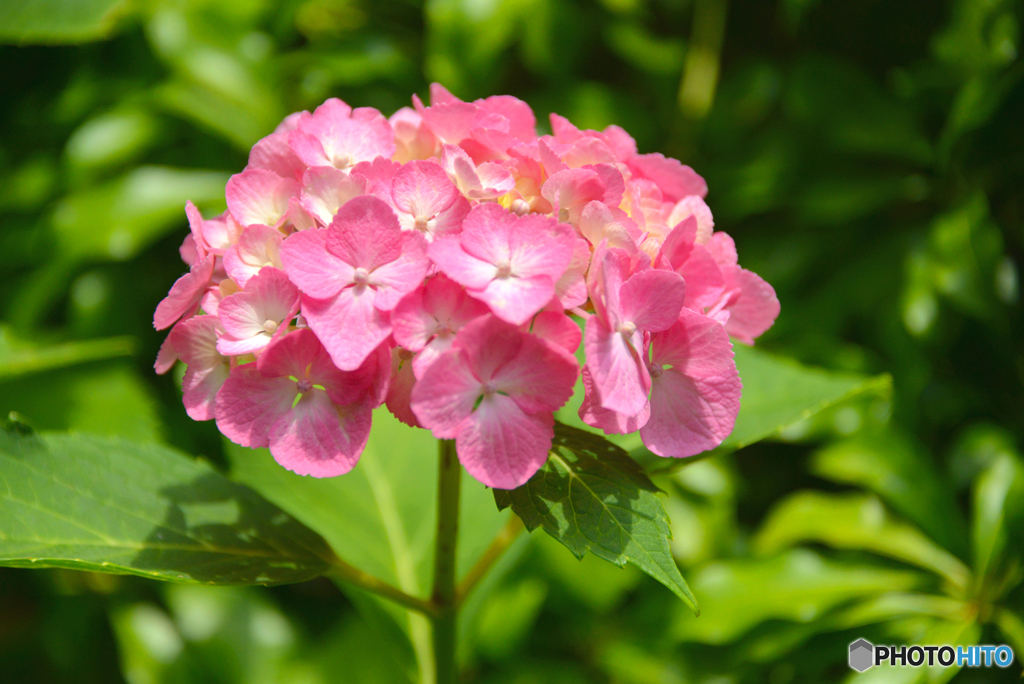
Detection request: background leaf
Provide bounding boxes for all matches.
[0,0,134,44]
[0,425,333,585]
[494,422,698,613]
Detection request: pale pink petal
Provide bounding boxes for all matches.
[391,107,438,163]
[578,201,640,251]
[269,391,372,477]
[477,94,537,143]
[223,224,284,288]
[620,269,686,333]
[325,196,404,271]
[184,201,210,258]
[475,275,558,326]
[154,256,215,330]
[155,327,181,375]
[391,160,459,219]
[456,394,554,490]
[366,232,430,310]
[182,360,230,421]
[721,266,780,345]
[249,129,306,180]
[641,309,741,457]
[286,196,317,232]
[579,365,650,434]
[428,237,498,290]
[541,168,605,225]
[279,228,353,300]
[680,244,726,311]
[410,348,483,438]
[667,196,714,244]
[199,213,245,255]
[300,166,367,226]
[289,99,394,169]
[583,315,650,417]
[625,153,707,203]
[215,366,295,449]
[707,231,738,266]
[216,267,299,356]
[302,287,391,371]
[226,168,299,228]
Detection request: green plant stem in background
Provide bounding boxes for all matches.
[327,556,438,617]
[432,439,461,684]
[457,514,524,606]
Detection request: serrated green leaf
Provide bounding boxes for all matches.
[494,422,698,613]
[0,425,333,584]
[671,549,921,644]
[0,0,134,44]
[754,491,971,590]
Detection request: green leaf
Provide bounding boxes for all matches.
[643,346,892,474]
[754,491,971,590]
[0,424,333,584]
[812,431,969,557]
[225,408,511,679]
[0,325,135,380]
[0,0,133,44]
[971,451,1024,582]
[670,549,921,644]
[494,422,698,613]
[51,166,228,262]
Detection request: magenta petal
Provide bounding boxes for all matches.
[215,366,296,449]
[456,394,554,490]
[640,309,741,457]
[583,315,651,417]
[269,391,372,477]
[302,287,391,371]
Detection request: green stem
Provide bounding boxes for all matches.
[326,557,437,617]
[456,514,524,607]
[432,439,461,684]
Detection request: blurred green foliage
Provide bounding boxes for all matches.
[1,0,1023,682]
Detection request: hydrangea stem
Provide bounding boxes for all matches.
[432,438,461,684]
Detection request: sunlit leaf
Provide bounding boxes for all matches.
[494,422,698,613]
[971,451,1024,582]
[0,424,333,584]
[670,549,921,644]
[0,0,134,44]
[754,491,971,589]
[0,325,135,380]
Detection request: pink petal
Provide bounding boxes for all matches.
[301,287,392,371]
[391,160,459,219]
[489,331,579,415]
[541,168,606,225]
[721,266,780,345]
[680,244,726,311]
[641,308,741,457]
[154,256,215,330]
[620,269,686,333]
[456,394,554,490]
[215,366,296,449]
[289,99,395,169]
[216,267,299,356]
[182,360,230,421]
[325,195,404,271]
[366,231,430,310]
[279,228,353,300]
[385,349,420,427]
[300,166,367,226]
[255,327,323,381]
[410,347,483,438]
[428,237,498,290]
[226,168,300,228]
[583,315,651,417]
[707,231,738,266]
[249,129,307,180]
[667,196,714,244]
[579,364,650,434]
[625,153,707,203]
[477,94,537,143]
[529,311,582,354]
[269,390,372,477]
[475,274,558,326]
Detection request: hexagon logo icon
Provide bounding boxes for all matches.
[849,639,874,672]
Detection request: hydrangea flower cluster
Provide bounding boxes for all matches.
[154,85,779,490]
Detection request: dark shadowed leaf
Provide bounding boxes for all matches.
[0,424,333,584]
[494,422,698,613]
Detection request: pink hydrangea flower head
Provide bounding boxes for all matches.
[216,328,384,477]
[429,203,576,325]
[410,315,579,489]
[281,195,429,370]
[287,98,395,171]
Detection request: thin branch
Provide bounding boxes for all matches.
[326,557,438,617]
[456,513,525,606]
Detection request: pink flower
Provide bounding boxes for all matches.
[705,232,780,344]
[223,224,284,288]
[288,98,395,171]
[216,328,385,477]
[216,267,300,356]
[226,168,300,229]
[153,255,215,330]
[281,195,429,370]
[584,246,686,417]
[439,145,515,200]
[299,166,367,227]
[625,153,707,203]
[383,160,470,241]
[541,165,624,225]
[429,203,576,325]
[391,273,489,379]
[168,315,231,421]
[410,315,578,489]
[390,107,438,163]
